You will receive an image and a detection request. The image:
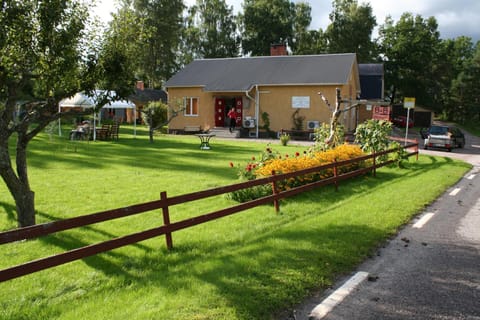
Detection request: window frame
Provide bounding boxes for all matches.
[184,97,199,117]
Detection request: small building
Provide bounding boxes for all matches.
[357,63,390,124]
[128,81,168,124]
[165,52,361,137]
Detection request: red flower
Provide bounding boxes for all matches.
[229,162,234,168]
[285,154,289,158]
[252,156,255,160]
[295,152,300,157]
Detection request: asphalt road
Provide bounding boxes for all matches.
[284,126,480,320]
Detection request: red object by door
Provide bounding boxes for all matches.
[215,98,225,127]
[235,98,243,125]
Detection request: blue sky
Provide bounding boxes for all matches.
[95,0,480,41]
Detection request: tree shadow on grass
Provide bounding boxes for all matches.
[0,201,17,230]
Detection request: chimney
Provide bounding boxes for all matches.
[136,80,145,91]
[270,43,288,56]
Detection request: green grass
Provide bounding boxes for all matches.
[0,126,472,320]
[460,119,480,136]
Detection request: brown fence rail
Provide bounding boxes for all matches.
[0,141,418,282]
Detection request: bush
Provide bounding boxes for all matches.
[311,123,345,152]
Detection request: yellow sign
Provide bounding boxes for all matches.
[404,97,415,109]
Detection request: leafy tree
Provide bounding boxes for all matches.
[287,1,328,55]
[293,29,328,55]
[354,119,392,154]
[325,0,377,62]
[110,0,185,87]
[450,42,480,122]
[378,13,441,107]
[141,99,185,143]
[105,1,145,81]
[141,101,168,143]
[240,0,296,56]
[184,0,239,60]
[0,0,134,227]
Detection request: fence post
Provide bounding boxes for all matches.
[372,151,376,177]
[415,139,419,161]
[333,159,338,191]
[160,191,173,250]
[271,171,280,214]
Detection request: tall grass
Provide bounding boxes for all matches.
[0,126,472,319]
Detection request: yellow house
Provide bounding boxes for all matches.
[165,53,361,137]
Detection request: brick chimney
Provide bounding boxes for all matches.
[136,80,145,91]
[270,43,288,56]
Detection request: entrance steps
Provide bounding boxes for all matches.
[209,127,239,138]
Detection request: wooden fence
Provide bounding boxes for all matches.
[0,141,418,282]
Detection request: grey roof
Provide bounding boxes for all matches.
[165,53,357,92]
[129,88,167,104]
[359,63,383,76]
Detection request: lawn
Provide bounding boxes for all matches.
[0,126,472,319]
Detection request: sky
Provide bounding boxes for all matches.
[95,0,480,42]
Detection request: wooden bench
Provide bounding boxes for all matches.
[184,125,201,134]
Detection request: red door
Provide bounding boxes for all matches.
[235,98,243,126]
[215,98,225,127]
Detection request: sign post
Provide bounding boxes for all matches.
[403,97,415,145]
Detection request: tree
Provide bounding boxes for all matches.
[378,13,441,107]
[184,0,239,60]
[450,42,480,122]
[436,37,476,120]
[0,0,134,227]
[141,101,168,143]
[133,0,185,87]
[141,99,185,143]
[325,0,377,62]
[240,0,296,56]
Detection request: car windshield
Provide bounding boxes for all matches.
[429,126,448,135]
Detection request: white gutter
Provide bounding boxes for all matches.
[245,87,257,138]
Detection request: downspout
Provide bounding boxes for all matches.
[245,86,258,138]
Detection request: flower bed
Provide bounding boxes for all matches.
[229,144,367,202]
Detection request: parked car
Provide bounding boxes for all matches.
[422,125,465,152]
[392,115,414,128]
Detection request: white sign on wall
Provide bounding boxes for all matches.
[292,96,310,109]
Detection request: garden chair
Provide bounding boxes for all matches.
[110,124,119,140]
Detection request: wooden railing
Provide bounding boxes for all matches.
[0,141,418,282]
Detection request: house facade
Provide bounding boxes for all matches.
[165,53,361,137]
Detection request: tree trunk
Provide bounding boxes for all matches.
[0,138,36,228]
[149,127,154,143]
[15,189,36,227]
[325,88,342,147]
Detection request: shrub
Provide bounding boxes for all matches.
[279,133,290,146]
[311,123,345,152]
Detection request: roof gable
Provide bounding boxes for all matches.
[166,54,357,92]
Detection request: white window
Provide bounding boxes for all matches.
[184,97,199,116]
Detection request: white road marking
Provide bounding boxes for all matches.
[467,174,476,180]
[413,213,435,229]
[449,188,461,196]
[309,271,369,319]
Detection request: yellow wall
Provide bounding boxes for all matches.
[167,61,361,133]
